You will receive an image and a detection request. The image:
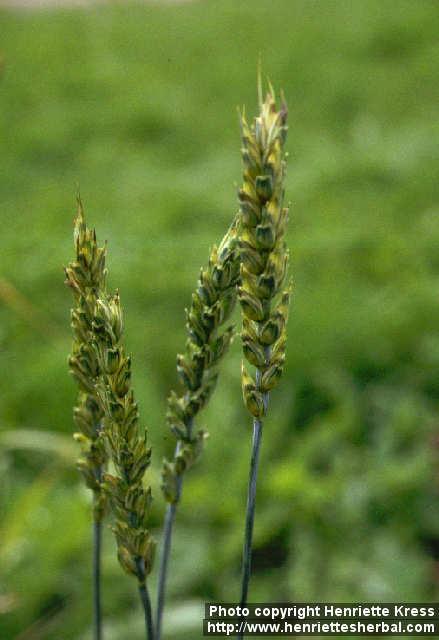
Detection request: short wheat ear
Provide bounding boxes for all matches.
[93,291,155,640]
[65,199,108,640]
[236,86,291,629]
[156,217,240,640]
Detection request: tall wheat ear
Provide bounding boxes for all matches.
[236,84,291,630]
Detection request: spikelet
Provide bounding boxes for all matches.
[161,217,240,503]
[65,199,108,522]
[238,87,291,417]
[93,292,155,583]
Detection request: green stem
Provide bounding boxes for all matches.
[136,558,155,640]
[239,417,263,610]
[238,368,269,639]
[93,517,102,640]
[156,444,183,640]
[93,464,103,640]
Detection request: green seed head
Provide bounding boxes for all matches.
[161,217,240,503]
[65,199,108,521]
[238,87,291,418]
[93,292,154,580]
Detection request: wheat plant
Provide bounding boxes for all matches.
[65,200,108,640]
[93,292,155,640]
[236,85,290,626]
[66,204,155,640]
[65,79,289,640]
[156,217,240,639]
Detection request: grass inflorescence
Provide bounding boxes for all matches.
[161,216,240,503]
[236,86,291,617]
[93,291,155,639]
[65,200,108,640]
[156,216,240,639]
[65,199,108,522]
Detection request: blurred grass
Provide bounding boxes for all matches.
[1,0,439,638]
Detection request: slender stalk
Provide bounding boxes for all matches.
[156,472,183,640]
[239,417,263,611]
[93,463,103,640]
[156,437,186,639]
[238,369,269,631]
[134,557,155,640]
[92,516,102,640]
[139,582,155,640]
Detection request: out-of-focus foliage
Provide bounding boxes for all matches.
[1,1,439,638]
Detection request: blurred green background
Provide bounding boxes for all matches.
[1,0,439,638]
